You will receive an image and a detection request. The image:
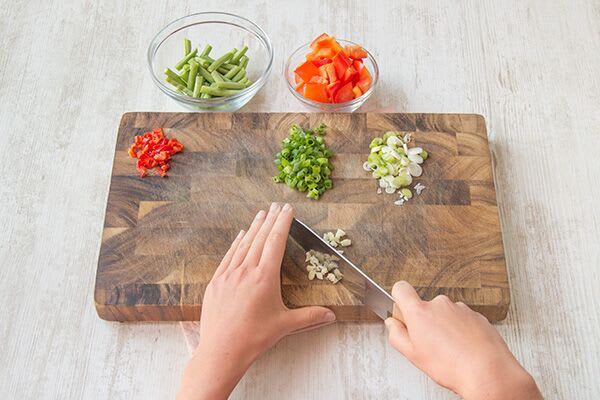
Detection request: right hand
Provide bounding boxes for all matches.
[385,281,542,400]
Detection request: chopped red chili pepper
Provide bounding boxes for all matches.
[128,128,183,178]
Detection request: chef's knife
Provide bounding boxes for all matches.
[289,218,404,322]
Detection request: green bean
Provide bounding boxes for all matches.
[210,70,225,83]
[207,50,234,72]
[167,39,251,99]
[232,68,246,82]
[199,86,241,97]
[197,64,215,83]
[175,48,197,70]
[230,45,248,64]
[165,75,183,89]
[166,76,194,96]
[194,57,211,68]
[215,81,247,90]
[180,86,194,96]
[178,64,190,81]
[184,38,191,56]
[187,61,199,90]
[224,65,241,79]
[193,75,204,97]
[200,44,212,57]
[164,68,187,86]
[239,55,249,69]
[198,55,214,64]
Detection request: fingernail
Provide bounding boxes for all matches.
[384,318,392,329]
[324,311,336,322]
[237,230,245,239]
[282,203,293,212]
[255,210,266,220]
[269,202,280,212]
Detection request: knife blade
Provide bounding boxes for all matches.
[289,218,403,321]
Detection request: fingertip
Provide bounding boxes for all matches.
[324,310,336,322]
[282,203,294,213]
[255,210,266,220]
[391,280,419,301]
[392,280,409,293]
[384,317,404,332]
[269,202,281,213]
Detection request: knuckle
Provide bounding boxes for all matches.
[267,232,284,245]
[433,294,451,304]
[477,312,489,322]
[405,300,426,318]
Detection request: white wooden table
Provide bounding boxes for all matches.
[1,0,599,398]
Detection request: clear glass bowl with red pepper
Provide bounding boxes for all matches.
[284,38,379,113]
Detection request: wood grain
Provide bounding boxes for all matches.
[95,112,509,322]
[2,1,600,399]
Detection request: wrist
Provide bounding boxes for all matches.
[460,365,541,400]
[177,342,254,400]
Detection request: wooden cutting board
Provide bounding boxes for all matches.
[95,112,509,322]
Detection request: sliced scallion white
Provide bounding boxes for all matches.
[364,131,429,203]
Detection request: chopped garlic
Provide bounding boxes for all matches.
[305,249,344,284]
[414,182,426,195]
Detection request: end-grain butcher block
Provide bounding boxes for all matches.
[95,112,509,322]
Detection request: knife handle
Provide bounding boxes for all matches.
[391,303,405,324]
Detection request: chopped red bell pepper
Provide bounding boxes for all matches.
[128,128,184,178]
[310,33,331,50]
[294,60,320,83]
[312,58,332,67]
[356,66,372,93]
[322,63,338,83]
[310,33,343,53]
[303,83,330,103]
[326,81,343,97]
[309,75,328,84]
[332,51,352,80]
[345,44,368,59]
[293,34,373,104]
[342,65,359,84]
[353,60,365,74]
[333,82,355,103]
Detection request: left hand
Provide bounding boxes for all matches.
[177,203,336,400]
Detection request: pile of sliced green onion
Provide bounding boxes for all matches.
[363,131,428,197]
[273,123,333,200]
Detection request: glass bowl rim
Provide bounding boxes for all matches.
[147,11,273,104]
[283,39,379,108]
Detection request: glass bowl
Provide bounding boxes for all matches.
[147,12,273,112]
[284,39,379,113]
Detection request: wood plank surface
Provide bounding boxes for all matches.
[95,112,509,322]
[2,1,599,399]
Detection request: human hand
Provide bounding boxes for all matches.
[385,281,542,400]
[177,203,336,400]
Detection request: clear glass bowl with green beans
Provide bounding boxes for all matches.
[284,39,379,113]
[148,12,273,112]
